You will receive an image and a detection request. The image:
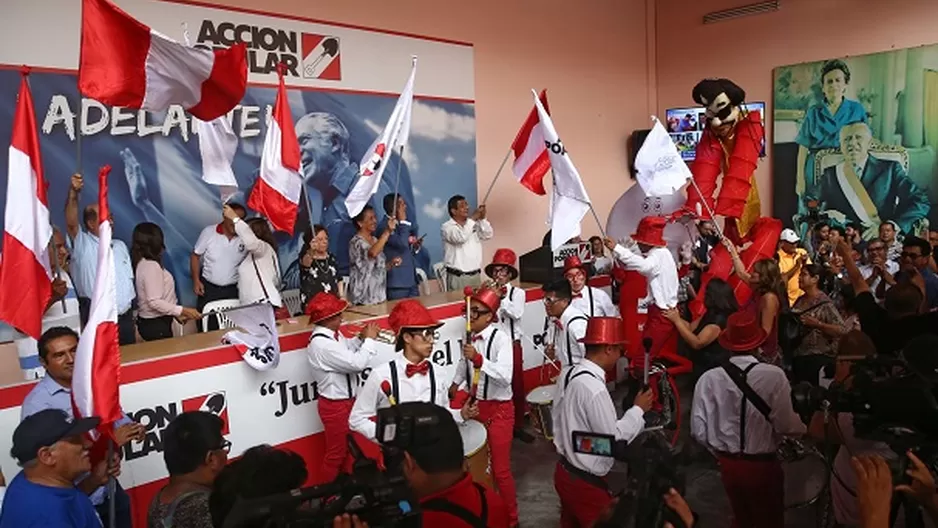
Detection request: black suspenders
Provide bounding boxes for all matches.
[738,362,760,453]
[565,316,589,366]
[507,286,516,341]
[588,287,594,317]
[464,330,499,400]
[564,366,599,387]
[310,333,353,399]
[389,360,436,404]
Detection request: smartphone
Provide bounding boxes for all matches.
[571,431,615,458]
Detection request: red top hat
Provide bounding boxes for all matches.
[465,286,501,314]
[388,299,443,335]
[306,292,348,324]
[632,216,668,248]
[718,310,768,352]
[578,317,628,346]
[563,255,588,276]
[485,248,518,281]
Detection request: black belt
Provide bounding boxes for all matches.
[445,267,480,277]
[559,456,608,490]
[715,451,776,462]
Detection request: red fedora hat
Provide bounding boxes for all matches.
[578,317,628,346]
[465,285,501,314]
[306,292,348,325]
[485,248,519,281]
[563,255,588,276]
[718,310,768,352]
[632,216,668,248]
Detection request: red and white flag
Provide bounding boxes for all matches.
[510,89,550,196]
[222,303,281,371]
[0,71,53,340]
[197,117,240,202]
[72,165,122,434]
[345,57,416,218]
[247,68,303,234]
[78,0,247,121]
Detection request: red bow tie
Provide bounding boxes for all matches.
[405,362,430,378]
[554,320,563,329]
[572,293,583,299]
[471,334,484,342]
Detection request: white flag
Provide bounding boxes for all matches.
[635,117,692,197]
[197,117,239,201]
[222,303,281,371]
[345,57,416,218]
[531,90,592,251]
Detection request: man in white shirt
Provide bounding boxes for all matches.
[589,236,613,275]
[564,255,617,318]
[859,238,898,304]
[64,173,135,344]
[349,299,478,440]
[691,310,806,528]
[605,216,679,358]
[448,286,519,526]
[552,316,653,527]
[441,195,493,291]
[306,292,381,483]
[190,204,247,330]
[484,249,534,443]
[542,280,589,373]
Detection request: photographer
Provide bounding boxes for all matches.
[552,317,654,527]
[851,454,938,528]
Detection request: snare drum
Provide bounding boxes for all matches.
[459,420,492,487]
[526,384,556,440]
[779,439,829,510]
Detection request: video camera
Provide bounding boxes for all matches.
[222,404,446,528]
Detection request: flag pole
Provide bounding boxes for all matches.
[390,145,405,220]
[685,175,725,240]
[106,438,116,528]
[481,146,513,205]
[588,205,607,240]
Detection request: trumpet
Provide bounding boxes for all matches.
[478,279,507,298]
[344,324,398,345]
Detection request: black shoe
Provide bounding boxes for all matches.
[513,428,535,443]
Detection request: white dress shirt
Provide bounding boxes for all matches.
[451,325,514,401]
[194,225,246,286]
[233,219,282,308]
[859,260,899,300]
[349,353,463,440]
[441,218,494,273]
[555,305,589,368]
[691,355,806,455]
[570,285,618,318]
[552,359,645,477]
[306,325,379,400]
[612,244,678,310]
[592,255,613,275]
[496,284,525,341]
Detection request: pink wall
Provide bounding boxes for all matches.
[201,0,655,259]
[655,0,938,214]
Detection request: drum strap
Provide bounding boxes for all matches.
[311,333,353,399]
[421,482,488,528]
[565,316,590,366]
[564,368,599,387]
[719,360,770,453]
[389,360,435,404]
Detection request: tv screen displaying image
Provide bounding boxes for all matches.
[664,102,766,162]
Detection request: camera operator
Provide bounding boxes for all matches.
[851,453,938,528]
[691,310,806,528]
[391,402,510,527]
[552,316,654,527]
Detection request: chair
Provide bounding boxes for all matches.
[433,262,448,292]
[201,299,242,330]
[281,288,303,316]
[415,268,430,296]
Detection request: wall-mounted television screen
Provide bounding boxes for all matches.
[664,102,766,162]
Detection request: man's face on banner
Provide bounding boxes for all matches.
[840,123,873,167]
[701,92,739,137]
[296,115,346,184]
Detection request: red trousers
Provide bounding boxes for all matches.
[317,397,356,484]
[477,400,518,525]
[642,305,676,358]
[511,341,526,425]
[717,455,784,528]
[553,461,612,528]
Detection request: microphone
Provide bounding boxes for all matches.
[381,380,396,406]
[642,338,653,389]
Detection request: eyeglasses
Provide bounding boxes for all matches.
[407,328,440,341]
[469,308,491,318]
[543,297,561,305]
[901,252,923,259]
[217,439,232,454]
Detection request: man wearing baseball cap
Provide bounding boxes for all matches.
[0,409,103,527]
[778,228,811,306]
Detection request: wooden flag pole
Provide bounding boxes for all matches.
[481,146,513,205]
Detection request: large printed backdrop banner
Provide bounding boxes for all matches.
[0,0,477,311]
[772,44,938,241]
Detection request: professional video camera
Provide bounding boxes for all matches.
[572,427,689,528]
[222,404,448,528]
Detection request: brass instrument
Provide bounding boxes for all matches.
[345,324,397,345]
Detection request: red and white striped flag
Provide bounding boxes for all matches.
[72,165,122,435]
[78,0,247,121]
[247,67,303,234]
[510,89,550,196]
[0,71,53,340]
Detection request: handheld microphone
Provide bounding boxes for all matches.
[642,337,653,389]
[381,380,396,406]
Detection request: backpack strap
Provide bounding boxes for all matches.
[420,482,488,528]
[565,316,590,366]
[311,333,353,399]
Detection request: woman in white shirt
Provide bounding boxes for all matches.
[224,205,282,308]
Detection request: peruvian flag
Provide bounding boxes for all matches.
[345,57,416,218]
[247,67,303,234]
[0,71,53,340]
[510,89,550,196]
[78,0,247,121]
[72,165,122,434]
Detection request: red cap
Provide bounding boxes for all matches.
[485,248,519,281]
[578,317,628,346]
[632,216,668,248]
[563,255,588,276]
[305,292,348,324]
[718,310,768,352]
[388,299,442,335]
[467,286,501,314]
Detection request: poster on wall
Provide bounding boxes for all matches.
[772,45,938,244]
[0,0,476,314]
